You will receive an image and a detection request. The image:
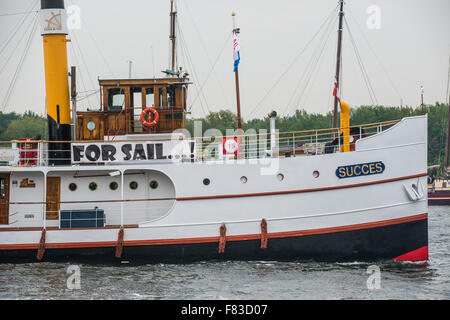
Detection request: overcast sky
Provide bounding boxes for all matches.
[0,0,449,120]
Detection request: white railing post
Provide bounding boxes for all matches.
[315,131,318,155]
[120,169,124,227]
[43,170,47,230]
[337,128,341,152]
[292,133,295,155]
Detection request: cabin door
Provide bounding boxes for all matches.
[0,173,10,225]
[46,176,60,220]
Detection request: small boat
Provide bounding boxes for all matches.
[427,55,450,206]
[0,0,428,263]
[428,178,450,205]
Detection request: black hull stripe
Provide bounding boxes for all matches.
[0,217,428,264]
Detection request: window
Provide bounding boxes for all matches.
[146,88,155,107]
[167,86,175,107]
[149,180,158,189]
[109,181,118,191]
[129,181,138,190]
[203,178,210,186]
[0,178,5,197]
[68,183,77,191]
[88,182,98,191]
[107,88,125,111]
[240,176,248,184]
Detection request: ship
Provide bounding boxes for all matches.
[427,55,450,206]
[0,0,428,263]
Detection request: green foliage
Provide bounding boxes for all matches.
[186,103,448,167]
[0,104,448,168]
[0,111,46,141]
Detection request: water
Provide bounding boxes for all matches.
[0,206,448,300]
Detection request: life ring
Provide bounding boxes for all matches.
[140,107,159,127]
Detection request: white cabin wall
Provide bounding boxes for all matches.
[9,172,45,228]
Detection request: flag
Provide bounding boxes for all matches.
[333,77,340,103]
[233,33,240,72]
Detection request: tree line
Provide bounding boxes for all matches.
[0,103,448,169]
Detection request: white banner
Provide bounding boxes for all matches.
[40,9,68,35]
[71,140,196,164]
[0,148,20,165]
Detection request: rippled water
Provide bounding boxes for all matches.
[0,206,448,300]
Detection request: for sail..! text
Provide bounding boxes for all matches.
[72,140,195,164]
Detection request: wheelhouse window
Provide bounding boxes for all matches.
[146,88,155,107]
[107,88,125,111]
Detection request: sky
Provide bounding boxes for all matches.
[0,0,449,120]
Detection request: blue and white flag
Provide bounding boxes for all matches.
[233,33,240,72]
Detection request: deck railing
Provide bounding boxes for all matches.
[0,119,400,167]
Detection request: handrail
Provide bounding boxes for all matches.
[0,119,401,144]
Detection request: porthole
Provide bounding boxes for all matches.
[109,181,118,191]
[203,178,210,186]
[88,182,97,191]
[313,170,320,178]
[149,180,159,189]
[86,121,96,131]
[129,181,138,190]
[240,176,248,184]
[277,173,284,181]
[68,182,77,191]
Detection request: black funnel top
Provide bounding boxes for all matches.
[41,0,65,9]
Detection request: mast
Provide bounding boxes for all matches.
[446,55,450,172]
[232,12,242,131]
[169,0,177,73]
[332,0,345,130]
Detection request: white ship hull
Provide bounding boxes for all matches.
[0,116,429,263]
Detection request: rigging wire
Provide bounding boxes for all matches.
[188,32,232,112]
[0,0,39,57]
[69,30,100,109]
[0,10,37,77]
[446,54,450,105]
[344,16,378,105]
[284,13,338,116]
[0,10,38,17]
[181,0,232,108]
[177,22,211,116]
[346,5,403,104]
[1,12,39,111]
[73,4,116,79]
[67,34,93,110]
[246,3,339,119]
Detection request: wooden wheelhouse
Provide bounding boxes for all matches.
[76,77,189,140]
